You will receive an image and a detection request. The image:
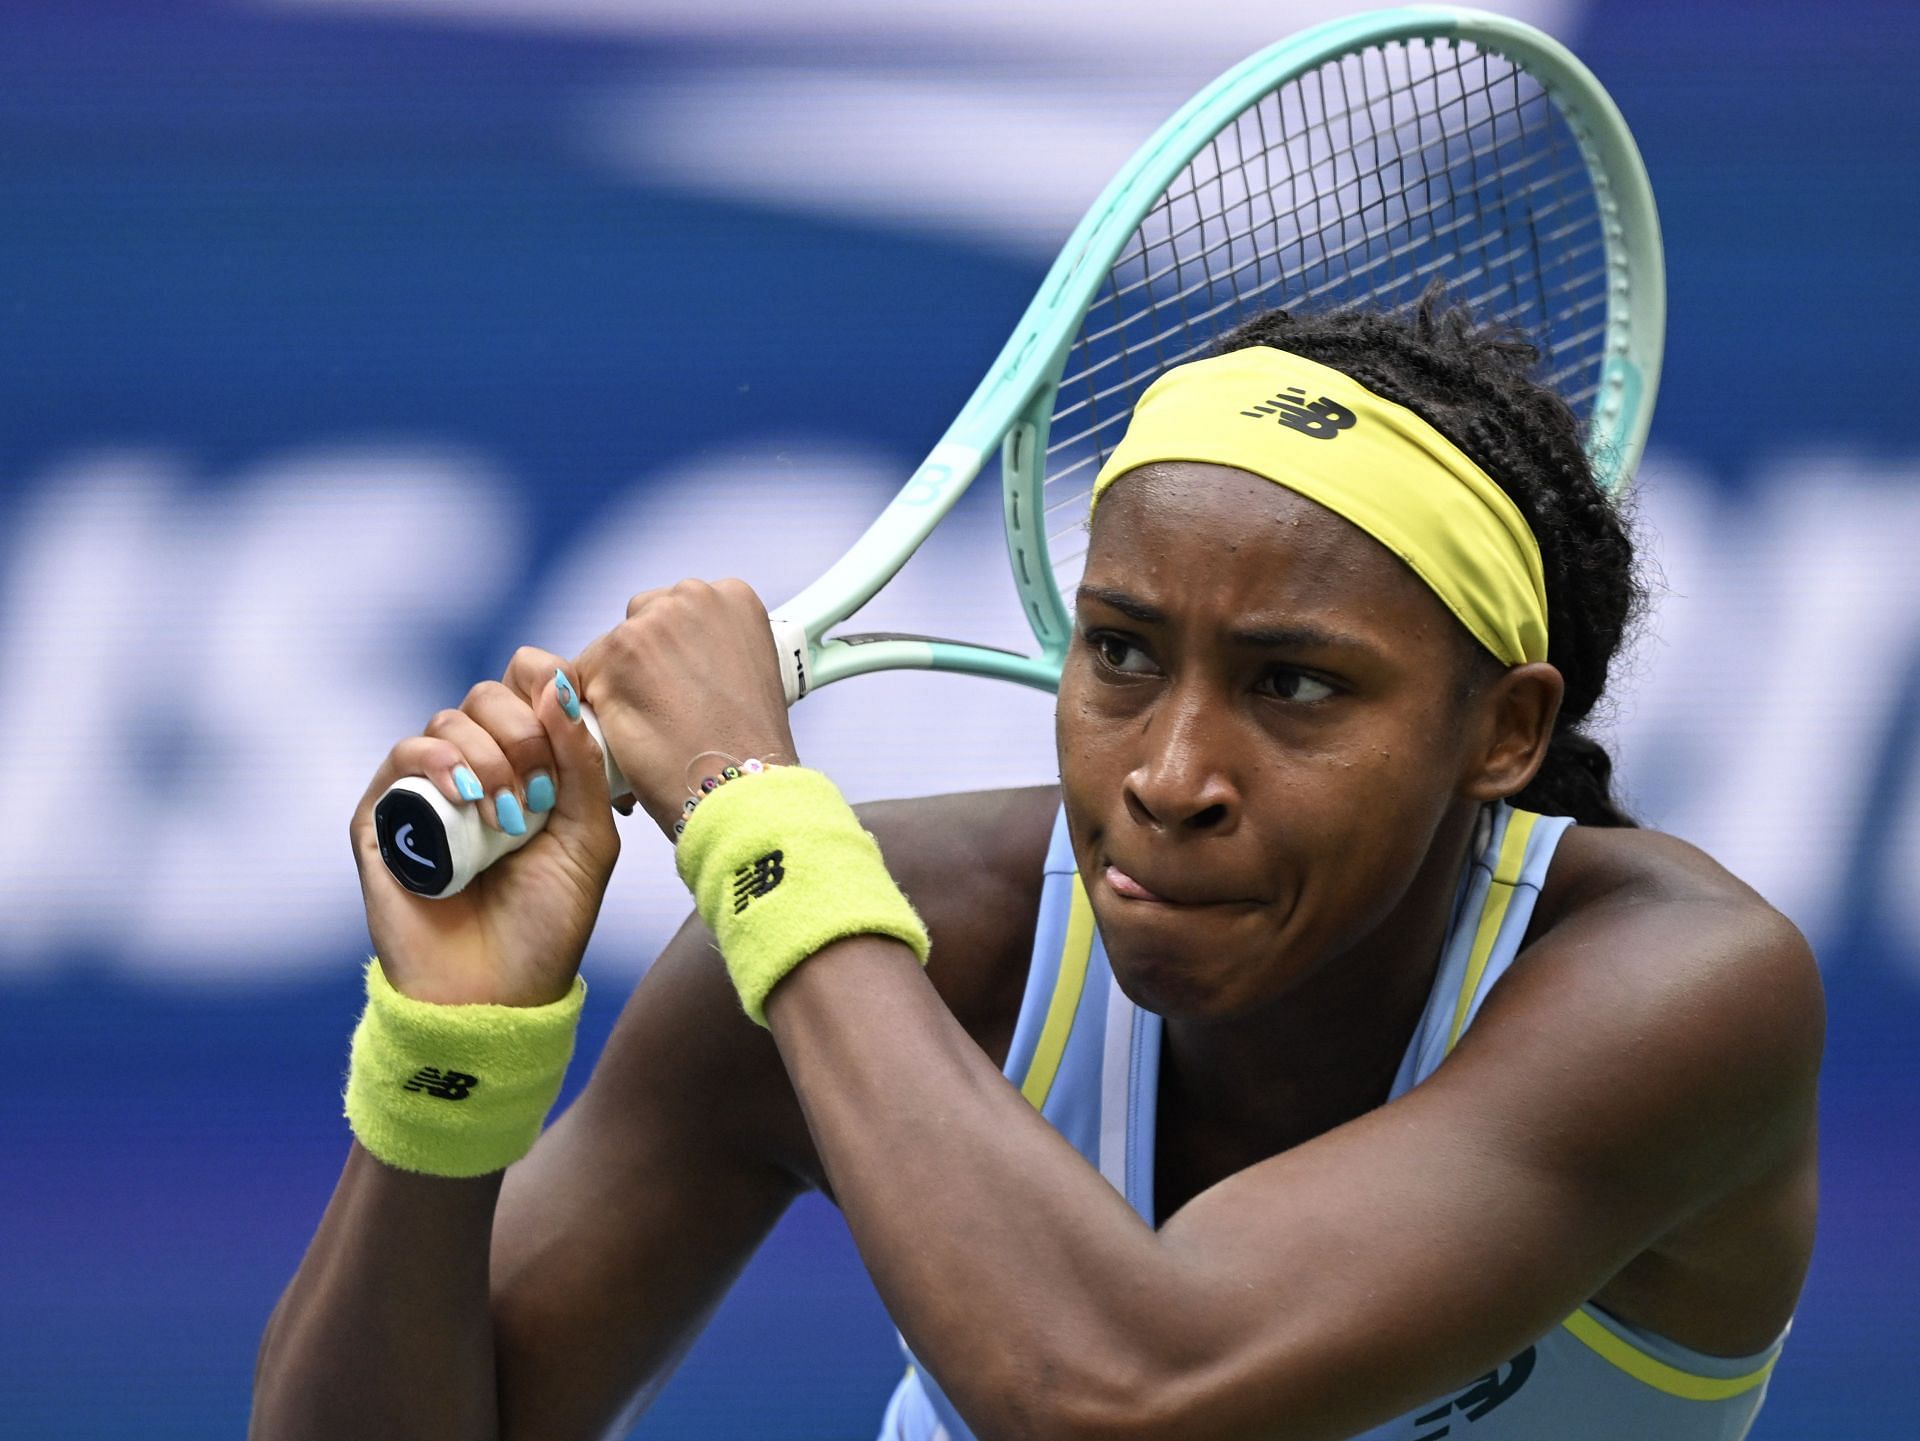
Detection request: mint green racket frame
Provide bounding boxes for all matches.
[765,5,1664,703]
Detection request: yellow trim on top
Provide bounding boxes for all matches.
[1020,876,1095,1110]
[1561,1308,1779,1401]
[1445,809,1540,1053]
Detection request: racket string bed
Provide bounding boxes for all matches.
[1053,104,1598,436]
[1080,46,1601,375]
[1040,36,1609,598]
[1050,144,1601,457]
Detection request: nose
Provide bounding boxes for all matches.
[1122,684,1239,834]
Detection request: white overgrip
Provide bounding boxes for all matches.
[377,701,629,898]
[382,775,548,899]
[578,704,631,800]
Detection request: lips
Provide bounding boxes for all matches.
[1104,863,1166,902]
[1102,860,1253,908]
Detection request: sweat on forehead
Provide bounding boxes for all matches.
[1090,461,1369,557]
[1084,461,1467,639]
[1089,347,1550,666]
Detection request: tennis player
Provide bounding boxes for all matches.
[253,297,1821,1441]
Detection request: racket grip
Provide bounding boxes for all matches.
[377,615,804,898]
[374,705,630,899]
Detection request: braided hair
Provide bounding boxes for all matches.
[1213,288,1644,827]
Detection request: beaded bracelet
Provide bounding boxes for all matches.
[674,756,773,839]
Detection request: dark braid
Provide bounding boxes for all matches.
[1213,287,1645,827]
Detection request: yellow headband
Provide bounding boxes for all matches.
[1090,346,1549,666]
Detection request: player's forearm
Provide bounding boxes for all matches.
[250,1143,504,1441]
[767,939,1199,1440]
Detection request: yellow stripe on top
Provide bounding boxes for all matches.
[1560,1308,1781,1401]
[1445,809,1540,1053]
[1020,876,1095,1110]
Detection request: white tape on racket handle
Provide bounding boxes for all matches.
[378,775,546,898]
[378,618,802,897]
[768,613,810,702]
[375,707,628,899]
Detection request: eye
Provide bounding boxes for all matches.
[1261,667,1336,703]
[1088,631,1157,675]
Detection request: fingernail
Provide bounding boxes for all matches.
[553,668,581,721]
[526,771,556,814]
[494,790,527,836]
[453,765,484,802]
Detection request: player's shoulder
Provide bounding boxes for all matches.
[1488,820,1824,1144]
[1535,821,1819,994]
[855,785,1062,1063]
[1450,823,1822,1351]
[1539,819,1777,914]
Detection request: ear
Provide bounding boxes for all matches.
[1462,662,1564,801]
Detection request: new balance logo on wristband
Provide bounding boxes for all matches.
[403,1067,477,1100]
[733,849,786,913]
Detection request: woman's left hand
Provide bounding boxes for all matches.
[572,578,800,840]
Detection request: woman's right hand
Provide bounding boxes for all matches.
[349,647,621,1007]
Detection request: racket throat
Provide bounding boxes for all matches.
[768,613,813,702]
[834,630,1026,658]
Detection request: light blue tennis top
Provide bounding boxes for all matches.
[878,802,1787,1441]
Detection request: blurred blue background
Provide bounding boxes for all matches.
[2,1,1916,1435]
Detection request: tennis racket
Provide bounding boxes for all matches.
[377,3,1664,898]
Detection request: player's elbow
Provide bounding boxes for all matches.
[969,1341,1241,1441]
[1044,1375,1259,1441]
[1043,1377,1200,1441]
[967,1370,1160,1441]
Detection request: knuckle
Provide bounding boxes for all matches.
[493,710,544,746]
[720,576,765,614]
[634,606,670,640]
[506,647,559,700]
[425,707,465,735]
[605,619,643,660]
[508,643,552,673]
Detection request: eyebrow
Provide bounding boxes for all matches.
[1075,584,1380,656]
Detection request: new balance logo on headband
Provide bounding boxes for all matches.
[1240,386,1357,439]
[734,850,786,913]
[403,1067,477,1100]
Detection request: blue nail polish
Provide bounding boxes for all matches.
[526,772,556,814]
[453,765,484,801]
[553,668,581,721]
[494,790,527,836]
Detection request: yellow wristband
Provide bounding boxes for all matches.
[343,959,585,1178]
[675,766,929,1025]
